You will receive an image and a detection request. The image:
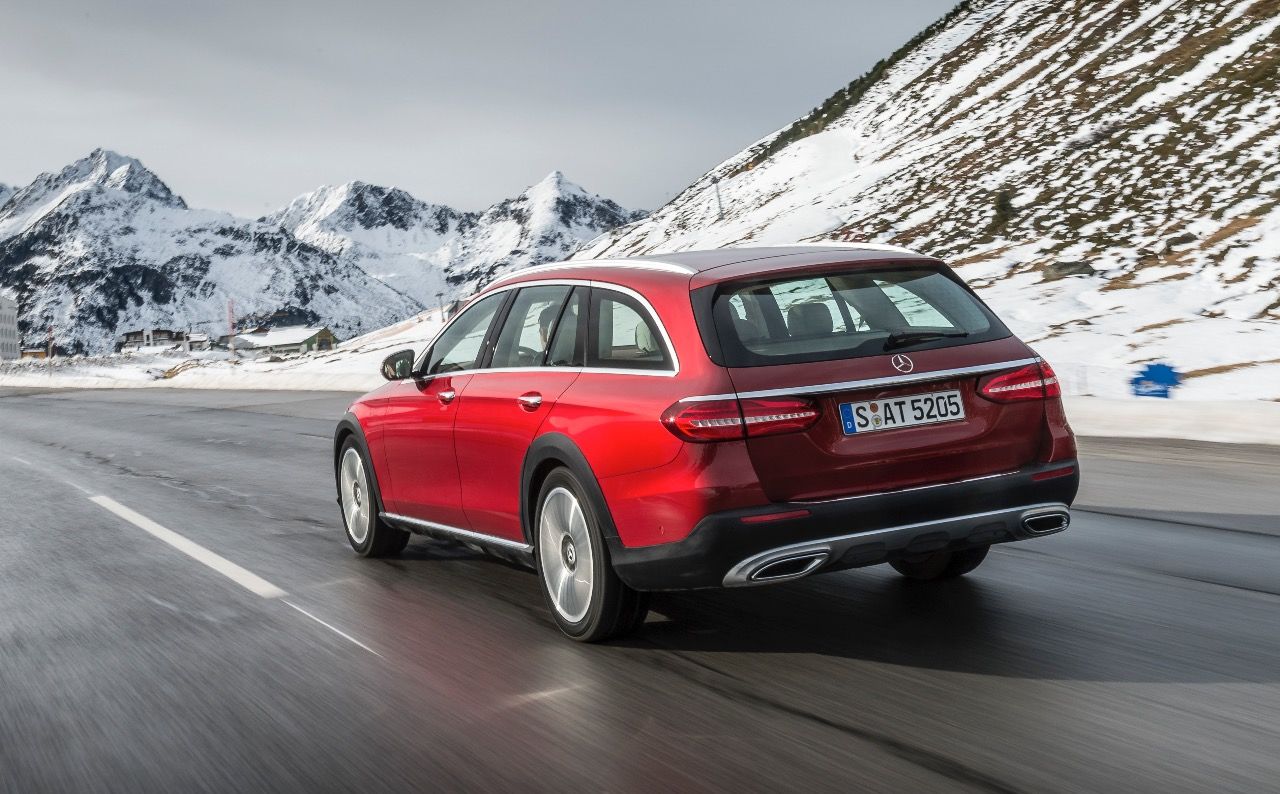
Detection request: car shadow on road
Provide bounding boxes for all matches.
[385,537,1279,686]
[617,567,1280,685]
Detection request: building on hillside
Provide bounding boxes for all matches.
[0,294,18,360]
[116,328,189,352]
[20,348,47,360]
[232,325,338,356]
[215,333,257,352]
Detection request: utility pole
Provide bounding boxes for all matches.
[46,324,53,377]
[712,175,724,220]
[436,292,445,320]
[227,299,237,360]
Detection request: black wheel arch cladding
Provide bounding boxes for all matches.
[333,413,387,516]
[521,432,619,547]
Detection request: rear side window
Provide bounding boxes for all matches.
[700,265,1009,367]
[587,288,672,371]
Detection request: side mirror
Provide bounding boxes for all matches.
[380,349,416,381]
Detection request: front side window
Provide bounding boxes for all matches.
[587,289,671,371]
[424,292,505,375]
[489,285,572,368]
[702,265,1008,367]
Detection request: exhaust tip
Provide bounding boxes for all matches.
[1022,510,1070,534]
[750,551,829,582]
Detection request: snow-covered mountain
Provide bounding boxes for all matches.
[263,182,470,306]
[580,0,1280,399]
[0,151,640,353]
[440,171,646,295]
[0,150,424,354]
[268,171,643,304]
[0,184,13,206]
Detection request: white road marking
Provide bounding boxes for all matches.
[89,495,288,599]
[283,600,383,657]
[12,453,383,660]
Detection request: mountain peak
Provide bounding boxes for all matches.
[520,170,589,207]
[266,180,462,235]
[50,148,186,209]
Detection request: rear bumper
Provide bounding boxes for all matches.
[608,462,1079,591]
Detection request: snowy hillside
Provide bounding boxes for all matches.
[268,171,643,304]
[0,152,639,355]
[581,0,1280,399]
[0,306,448,392]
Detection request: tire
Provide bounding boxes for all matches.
[337,437,410,557]
[534,468,648,642]
[890,544,990,581]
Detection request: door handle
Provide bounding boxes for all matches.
[438,389,457,405]
[517,392,543,411]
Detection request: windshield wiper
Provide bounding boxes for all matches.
[883,329,969,351]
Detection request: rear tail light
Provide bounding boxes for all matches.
[740,397,820,437]
[660,399,744,442]
[979,361,1061,403]
[662,396,819,442]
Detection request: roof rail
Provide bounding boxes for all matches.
[777,241,924,256]
[488,258,695,285]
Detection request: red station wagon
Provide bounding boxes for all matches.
[334,245,1079,641]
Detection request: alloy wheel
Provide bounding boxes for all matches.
[538,486,594,623]
[339,447,371,544]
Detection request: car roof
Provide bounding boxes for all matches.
[488,243,939,289]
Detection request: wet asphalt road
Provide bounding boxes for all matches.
[0,387,1277,792]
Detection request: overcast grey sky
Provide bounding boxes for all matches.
[1,0,955,216]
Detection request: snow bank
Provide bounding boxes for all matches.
[1064,396,1280,445]
[0,308,446,394]
[4,315,1277,445]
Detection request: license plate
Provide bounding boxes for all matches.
[839,390,965,435]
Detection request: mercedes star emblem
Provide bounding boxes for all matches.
[890,354,915,373]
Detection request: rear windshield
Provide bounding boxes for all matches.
[697,265,1010,367]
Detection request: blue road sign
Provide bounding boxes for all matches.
[1130,362,1181,398]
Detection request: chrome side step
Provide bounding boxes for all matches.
[381,512,535,566]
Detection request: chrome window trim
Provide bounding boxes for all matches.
[396,365,675,381]
[413,277,680,377]
[678,357,1039,401]
[487,258,695,285]
[381,513,533,553]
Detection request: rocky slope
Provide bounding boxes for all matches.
[581,0,1280,399]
